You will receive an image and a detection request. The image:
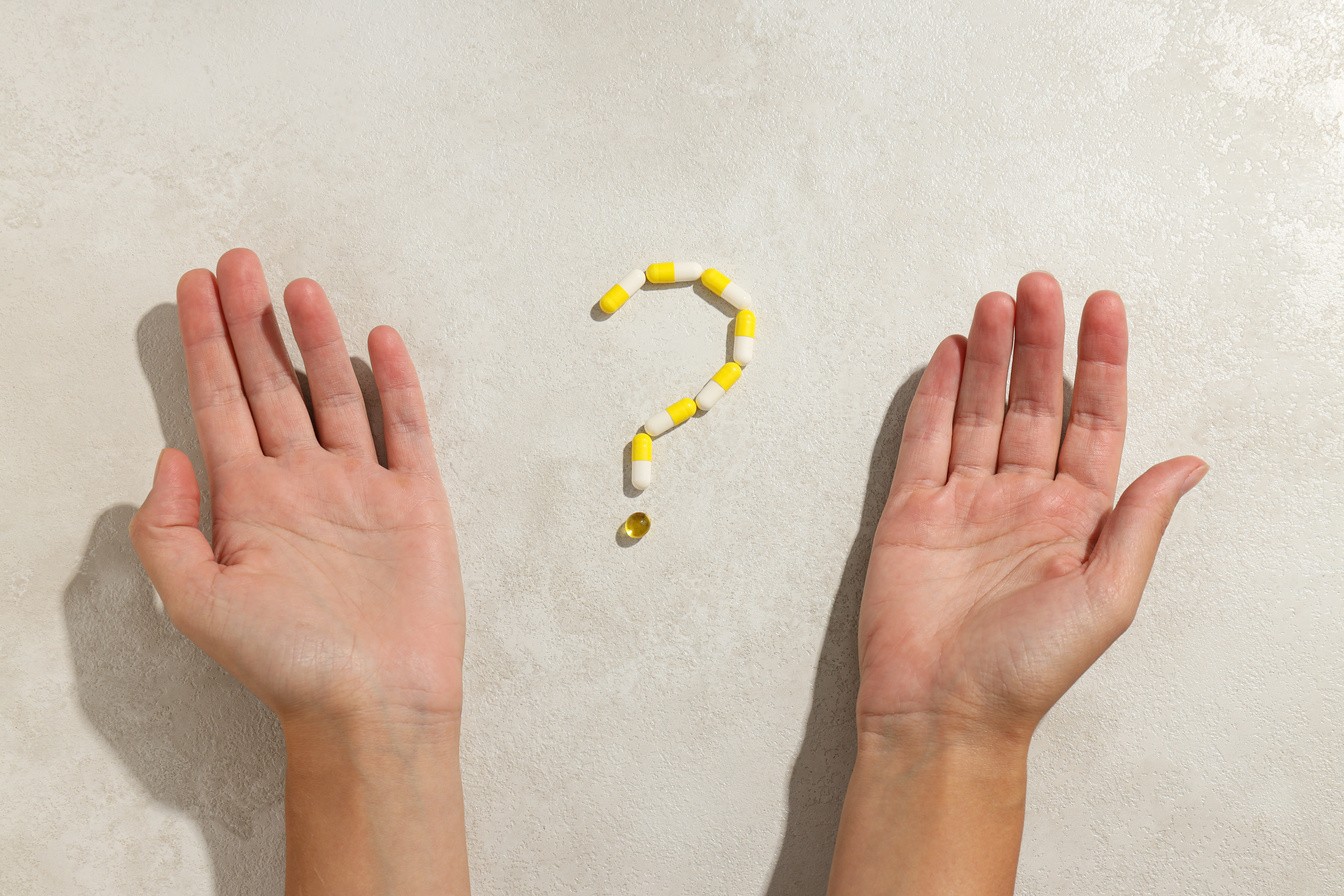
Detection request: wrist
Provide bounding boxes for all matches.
[852,719,1030,798]
[281,703,461,764]
[280,701,470,895]
[856,707,1035,761]
[830,714,1030,895]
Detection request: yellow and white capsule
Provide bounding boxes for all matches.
[700,268,752,310]
[733,309,755,366]
[631,433,652,490]
[599,269,646,314]
[645,262,705,283]
[644,397,697,438]
[695,362,742,411]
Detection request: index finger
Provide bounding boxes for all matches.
[177,268,261,472]
[891,334,966,490]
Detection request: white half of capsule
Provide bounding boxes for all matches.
[695,380,727,411]
[719,281,752,310]
[733,335,755,365]
[631,460,651,490]
[644,410,675,438]
[674,262,705,281]
[617,268,646,295]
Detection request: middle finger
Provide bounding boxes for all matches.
[997,271,1065,476]
[215,248,316,455]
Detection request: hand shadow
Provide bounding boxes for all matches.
[64,505,287,893]
[759,368,922,896]
[62,303,391,894]
[761,369,1074,894]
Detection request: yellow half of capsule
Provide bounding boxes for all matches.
[711,362,742,390]
[701,268,732,295]
[667,397,697,425]
[646,262,676,283]
[735,309,756,337]
[600,284,631,314]
[632,433,652,461]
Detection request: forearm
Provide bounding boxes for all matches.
[827,722,1030,896]
[281,712,470,896]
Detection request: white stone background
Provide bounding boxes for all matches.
[2,0,1342,893]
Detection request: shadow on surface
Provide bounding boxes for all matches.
[65,506,286,894]
[62,303,289,895]
[762,367,923,896]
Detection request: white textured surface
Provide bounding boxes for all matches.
[2,1,1342,894]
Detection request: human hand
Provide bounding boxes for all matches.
[856,272,1207,747]
[129,248,464,731]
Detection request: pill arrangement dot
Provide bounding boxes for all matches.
[623,512,652,540]
[598,261,757,522]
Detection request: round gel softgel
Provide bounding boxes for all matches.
[623,512,651,539]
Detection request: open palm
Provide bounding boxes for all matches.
[857,273,1206,742]
[130,249,464,726]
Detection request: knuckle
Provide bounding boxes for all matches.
[954,406,1001,428]
[1006,395,1059,419]
[388,415,428,437]
[196,379,247,411]
[320,388,366,410]
[247,368,300,397]
[1068,407,1125,433]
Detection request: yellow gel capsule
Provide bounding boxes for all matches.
[623,512,651,539]
[631,433,652,490]
[599,269,646,314]
[733,309,756,365]
[695,362,742,411]
[646,261,705,283]
[644,397,697,437]
[699,268,752,310]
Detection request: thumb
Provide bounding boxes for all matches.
[1087,455,1209,626]
[128,448,218,622]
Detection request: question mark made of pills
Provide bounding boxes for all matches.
[597,262,757,540]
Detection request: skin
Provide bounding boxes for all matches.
[129,248,469,895]
[130,255,1203,892]
[827,272,1208,895]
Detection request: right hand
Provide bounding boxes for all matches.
[129,248,466,730]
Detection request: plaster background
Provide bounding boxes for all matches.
[2,0,1342,893]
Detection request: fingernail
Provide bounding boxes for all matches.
[1180,462,1209,496]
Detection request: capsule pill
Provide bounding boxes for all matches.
[646,262,705,283]
[695,362,742,411]
[599,269,646,314]
[699,268,752,310]
[644,397,697,438]
[631,433,652,490]
[733,309,756,366]
[623,512,651,539]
